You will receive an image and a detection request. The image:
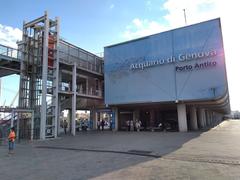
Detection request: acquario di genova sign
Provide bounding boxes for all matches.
[129,50,217,70]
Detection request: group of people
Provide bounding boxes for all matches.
[97,119,113,131]
[126,119,142,131]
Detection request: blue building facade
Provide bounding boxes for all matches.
[104,18,230,132]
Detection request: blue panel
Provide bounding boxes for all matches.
[104,18,227,105]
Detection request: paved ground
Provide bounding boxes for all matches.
[0,119,240,180]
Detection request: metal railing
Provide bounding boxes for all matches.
[0,44,21,61]
[59,50,104,74]
[0,43,104,75]
[59,82,103,98]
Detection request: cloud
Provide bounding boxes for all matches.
[163,0,240,110]
[110,4,115,9]
[163,0,217,28]
[133,18,143,27]
[0,24,22,48]
[122,0,240,110]
[122,18,167,40]
[146,0,152,10]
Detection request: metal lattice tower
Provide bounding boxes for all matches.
[18,11,59,139]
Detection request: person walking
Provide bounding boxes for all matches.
[101,119,105,131]
[97,120,101,130]
[8,127,16,154]
[135,120,140,132]
[130,120,134,131]
[126,120,130,131]
[63,120,68,134]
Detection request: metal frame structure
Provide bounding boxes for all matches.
[18,11,59,139]
[10,12,105,139]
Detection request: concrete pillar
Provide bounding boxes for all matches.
[31,110,34,140]
[211,112,214,126]
[202,109,207,127]
[217,113,223,124]
[189,107,198,130]
[212,112,216,126]
[207,111,215,127]
[91,109,97,130]
[58,69,62,135]
[150,109,155,127]
[205,110,210,127]
[57,98,61,135]
[112,107,118,131]
[177,104,188,132]
[208,111,212,126]
[71,63,76,136]
[67,109,71,133]
[40,12,49,140]
[53,16,60,138]
[197,108,205,129]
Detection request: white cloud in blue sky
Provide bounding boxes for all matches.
[110,4,115,9]
[122,0,219,40]
[0,24,21,107]
[0,24,22,48]
[123,18,166,39]
[145,0,152,10]
[122,0,240,110]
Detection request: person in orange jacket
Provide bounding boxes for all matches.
[8,127,16,154]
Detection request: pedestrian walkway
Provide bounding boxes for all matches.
[92,120,240,180]
[0,120,240,180]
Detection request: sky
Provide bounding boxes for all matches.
[0,0,239,111]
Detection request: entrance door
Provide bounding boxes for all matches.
[162,110,178,131]
[140,110,151,130]
[119,111,133,131]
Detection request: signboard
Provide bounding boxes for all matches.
[104,18,227,105]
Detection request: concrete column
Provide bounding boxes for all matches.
[202,109,207,127]
[53,16,60,138]
[212,112,216,126]
[112,107,118,131]
[150,110,155,127]
[177,104,188,132]
[71,63,77,136]
[217,113,223,124]
[211,112,214,126]
[189,107,198,130]
[197,108,205,129]
[91,109,97,130]
[67,110,71,133]
[207,111,213,127]
[57,69,62,135]
[57,98,61,135]
[208,111,212,126]
[40,12,49,140]
[205,110,210,127]
[31,110,34,140]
